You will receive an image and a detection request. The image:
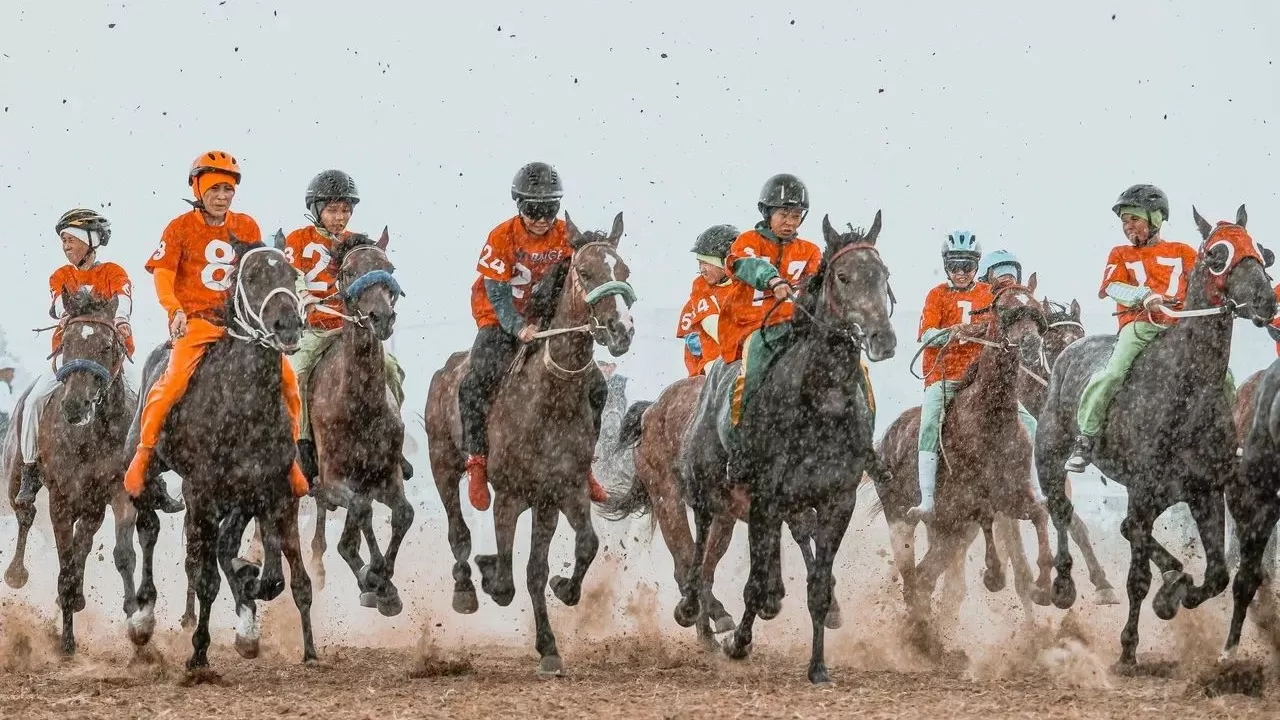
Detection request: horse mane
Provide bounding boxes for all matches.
[220,238,269,320]
[525,258,571,331]
[62,287,115,319]
[1044,300,1076,326]
[331,232,377,269]
[794,225,875,335]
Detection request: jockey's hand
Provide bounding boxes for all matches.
[768,277,793,300]
[517,324,539,343]
[1143,293,1166,312]
[952,322,984,339]
[169,310,188,339]
[115,321,133,339]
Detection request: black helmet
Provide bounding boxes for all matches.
[55,208,112,248]
[306,170,360,219]
[511,162,564,201]
[690,224,739,259]
[1111,184,1169,224]
[757,173,810,219]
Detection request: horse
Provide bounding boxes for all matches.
[127,237,317,673]
[1036,205,1276,668]
[425,212,635,676]
[294,229,413,617]
[682,212,895,686]
[875,279,1052,629]
[2,290,137,654]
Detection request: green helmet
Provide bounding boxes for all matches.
[690,224,739,259]
[1111,184,1169,225]
[757,173,809,219]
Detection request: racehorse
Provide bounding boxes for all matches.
[875,280,1052,627]
[298,229,413,617]
[1037,205,1276,668]
[690,212,895,686]
[426,212,635,676]
[128,238,318,673]
[2,291,136,654]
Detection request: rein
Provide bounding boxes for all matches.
[312,244,404,328]
[225,247,306,351]
[762,241,891,351]
[46,317,126,408]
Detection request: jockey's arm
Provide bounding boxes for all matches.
[153,268,183,319]
[1103,281,1152,308]
[919,327,953,348]
[483,279,525,336]
[730,256,780,290]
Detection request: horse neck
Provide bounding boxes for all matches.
[967,322,1021,411]
[339,322,386,398]
[543,281,595,373]
[1160,267,1234,382]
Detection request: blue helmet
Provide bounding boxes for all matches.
[978,249,1022,283]
[941,230,982,261]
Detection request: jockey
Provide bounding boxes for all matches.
[676,224,737,376]
[1064,184,1200,472]
[459,161,610,511]
[285,169,411,485]
[906,236,1045,521]
[977,249,1023,288]
[13,209,154,509]
[123,150,310,501]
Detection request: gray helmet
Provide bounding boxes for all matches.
[511,162,564,201]
[757,173,809,219]
[1111,184,1169,223]
[306,170,360,219]
[690,224,739,259]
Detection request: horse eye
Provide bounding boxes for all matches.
[836,272,849,284]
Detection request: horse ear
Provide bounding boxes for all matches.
[608,212,624,246]
[377,225,389,250]
[821,214,837,248]
[60,285,74,313]
[564,212,582,246]
[1027,271,1038,294]
[273,228,286,250]
[1237,204,1248,228]
[865,210,883,245]
[1070,299,1081,319]
[1192,205,1213,240]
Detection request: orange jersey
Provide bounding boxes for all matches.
[919,281,995,385]
[145,209,262,322]
[469,216,573,329]
[719,229,823,363]
[676,276,733,375]
[1098,241,1198,330]
[285,225,347,330]
[48,262,135,356]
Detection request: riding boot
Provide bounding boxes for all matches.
[13,463,42,508]
[864,450,893,484]
[905,451,939,523]
[297,439,320,487]
[1064,434,1096,473]
[139,472,186,514]
[466,455,490,511]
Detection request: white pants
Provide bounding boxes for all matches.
[20,373,62,464]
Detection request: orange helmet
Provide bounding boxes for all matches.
[188,150,242,197]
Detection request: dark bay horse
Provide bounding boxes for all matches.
[875,280,1052,627]
[298,230,413,617]
[426,212,635,676]
[696,212,896,686]
[129,239,317,673]
[2,291,136,654]
[1037,205,1276,668]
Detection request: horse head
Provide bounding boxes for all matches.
[985,279,1049,373]
[55,289,124,426]
[1191,204,1277,326]
[226,234,305,353]
[562,211,636,357]
[815,211,897,361]
[1040,296,1085,368]
[332,227,403,341]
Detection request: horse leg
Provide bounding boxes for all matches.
[437,473,476,614]
[528,502,563,676]
[1043,464,1078,609]
[788,509,841,630]
[911,527,969,627]
[649,464,697,627]
[980,519,1006,593]
[110,493,139,618]
[186,511,220,673]
[181,513,199,630]
[280,500,318,663]
[372,483,415,617]
[3,494,37,588]
[1177,489,1229,609]
[550,488,600,608]
[309,500,328,590]
[889,514,921,610]
[686,500,717,647]
[50,507,76,655]
[700,511,739,634]
[1028,509,1054,607]
[476,492,522,607]
[722,499,778,660]
[937,523,976,628]
[254,511,286,603]
[993,518,1034,617]
[1069,511,1119,605]
[216,508,260,659]
[806,495,858,687]
[127,507,160,647]
[336,494,373,606]
[1116,510,1156,668]
[1223,516,1277,660]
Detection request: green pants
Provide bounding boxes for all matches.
[1077,321,1234,437]
[731,322,795,430]
[290,328,406,440]
[917,379,1037,453]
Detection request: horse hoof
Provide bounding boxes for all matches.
[673,596,699,628]
[1051,576,1077,610]
[537,655,564,677]
[4,565,29,589]
[377,590,403,617]
[809,665,834,687]
[983,568,1007,593]
[452,588,479,615]
[712,611,737,635]
[1029,585,1053,607]
[127,606,156,647]
[231,557,261,584]
[180,667,224,687]
[60,638,77,657]
[824,601,844,630]
[721,636,752,660]
[73,593,87,613]
[179,613,196,631]
[359,591,378,608]
[1153,571,1190,621]
[1094,587,1121,606]
[475,555,499,593]
[550,576,580,606]
[760,597,782,621]
[234,635,260,660]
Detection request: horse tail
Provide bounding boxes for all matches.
[616,400,654,450]
[599,462,653,522]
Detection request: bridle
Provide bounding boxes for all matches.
[763,241,895,351]
[311,244,405,330]
[225,246,306,351]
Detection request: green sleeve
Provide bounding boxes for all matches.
[731,257,781,290]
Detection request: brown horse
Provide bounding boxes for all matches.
[426,212,635,676]
[3,291,137,654]
[875,281,1052,624]
[297,230,413,617]
[128,239,316,673]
